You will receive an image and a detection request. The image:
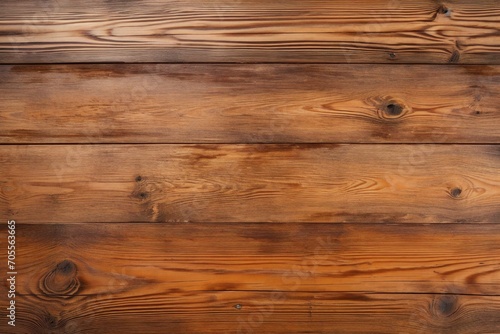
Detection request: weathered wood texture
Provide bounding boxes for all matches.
[1,64,499,144]
[1,223,500,333]
[1,0,499,64]
[1,145,498,223]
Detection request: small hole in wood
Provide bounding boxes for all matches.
[475,110,481,115]
[139,192,148,199]
[234,304,243,310]
[135,176,142,182]
[389,52,396,59]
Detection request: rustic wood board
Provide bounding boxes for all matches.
[1,144,498,224]
[6,292,500,333]
[1,64,499,144]
[1,223,500,333]
[1,0,499,64]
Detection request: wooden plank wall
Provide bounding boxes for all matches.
[0,0,499,333]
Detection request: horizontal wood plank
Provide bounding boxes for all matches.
[0,0,499,64]
[4,292,500,333]
[2,223,500,332]
[1,64,499,144]
[0,144,498,223]
[9,223,500,295]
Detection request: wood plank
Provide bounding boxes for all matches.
[4,292,500,333]
[0,144,499,223]
[10,223,500,295]
[1,64,499,144]
[1,0,499,64]
[2,223,500,332]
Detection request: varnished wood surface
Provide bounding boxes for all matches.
[1,144,498,224]
[1,0,499,64]
[1,64,499,144]
[2,223,500,333]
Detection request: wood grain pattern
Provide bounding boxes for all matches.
[1,0,499,64]
[1,64,499,144]
[1,145,498,224]
[1,0,499,332]
[2,223,500,333]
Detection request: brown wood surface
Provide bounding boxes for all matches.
[2,223,500,333]
[1,64,499,144]
[1,0,499,64]
[1,0,499,332]
[1,144,498,224]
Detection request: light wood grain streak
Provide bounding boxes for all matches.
[0,0,499,63]
[0,64,499,144]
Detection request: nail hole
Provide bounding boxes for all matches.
[139,192,148,199]
[234,304,242,310]
[389,52,396,59]
[475,111,481,115]
[385,103,403,116]
[450,188,462,198]
[135,176,142,182]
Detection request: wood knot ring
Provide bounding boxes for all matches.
[39,260,80,298]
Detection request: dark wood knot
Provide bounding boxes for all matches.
[385,103,403,116]
[44,312,59,329]
[439,5,451,16]
[376,97,410,120]
[432,294,458,317]
[449,50,460,63]
[40,260,80,298]
[450,187,462,199]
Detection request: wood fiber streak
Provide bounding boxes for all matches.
[1,64,499,144]
[0,0,499,63]
[1,223,500,333]
[0,144,498,223]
